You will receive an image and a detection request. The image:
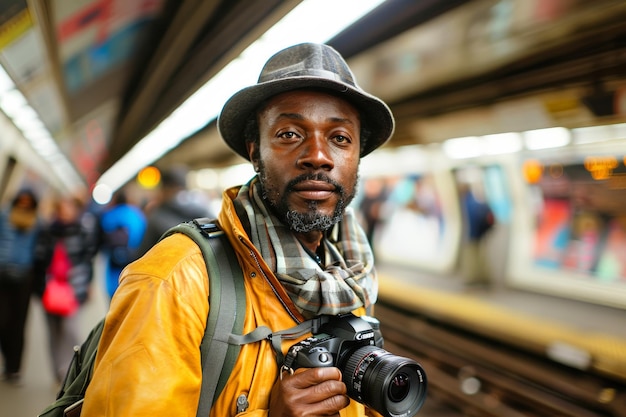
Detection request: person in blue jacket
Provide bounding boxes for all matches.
[0,188,41,385]
[99,190,147,300]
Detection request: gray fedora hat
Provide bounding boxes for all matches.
[217,42,394,160]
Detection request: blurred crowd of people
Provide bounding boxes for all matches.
[0,166,213,387]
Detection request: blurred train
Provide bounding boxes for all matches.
[350,120,626,311]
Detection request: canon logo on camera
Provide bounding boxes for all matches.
[355,331,374,341]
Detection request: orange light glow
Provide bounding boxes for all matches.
[523,159,543,184]
[137,166,161,189]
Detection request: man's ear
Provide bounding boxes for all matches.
[246,141,259,171]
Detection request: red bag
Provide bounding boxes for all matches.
[42,279,78,316]
[42,241,78,316]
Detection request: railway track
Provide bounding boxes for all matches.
[375,302,626,417]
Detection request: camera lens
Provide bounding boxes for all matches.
[389,372,410,402]
[341,345,427,417]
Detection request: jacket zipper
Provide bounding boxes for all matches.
[238,235,301,323]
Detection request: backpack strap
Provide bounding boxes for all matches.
[227,318,318,366]
[160,218,245,417]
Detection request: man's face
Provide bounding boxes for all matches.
[248,90,361,233]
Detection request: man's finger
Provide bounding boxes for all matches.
[289,367,343,388]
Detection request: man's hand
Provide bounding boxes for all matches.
[269,367,350,416]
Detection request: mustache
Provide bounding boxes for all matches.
[286,173,344,195]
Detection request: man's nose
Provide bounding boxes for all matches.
[297,135,334,170]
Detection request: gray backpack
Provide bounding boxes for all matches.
[38,219,245,417]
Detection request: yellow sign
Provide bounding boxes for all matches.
[0,9,32,50]
[584,156,618,180]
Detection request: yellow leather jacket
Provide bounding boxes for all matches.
[82,186,379,416]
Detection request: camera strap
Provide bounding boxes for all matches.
[227,316,325,366]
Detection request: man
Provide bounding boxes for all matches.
[82,42,394,416]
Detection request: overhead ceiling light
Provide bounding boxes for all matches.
[0,89,28,117]
[442,136,483,159]
[572,125,611,145]
[523,127,571,150]
[0,65,83,192]
[94,0,387,203]
[482,132,522,155]
[0,68,14,94]
[612,122,626,139]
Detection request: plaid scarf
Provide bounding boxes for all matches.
[233,178,377,319]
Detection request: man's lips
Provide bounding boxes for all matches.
[291,180,336,200]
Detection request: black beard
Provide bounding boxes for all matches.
[285,198,346,233]
[257,170,355,233]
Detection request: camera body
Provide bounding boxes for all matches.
[283,313,427,417]
[283,313,382,370]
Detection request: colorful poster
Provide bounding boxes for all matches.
[55,0,164,93]
[531,161,626,283]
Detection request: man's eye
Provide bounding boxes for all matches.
[278,131,299,139]
[334,135,351,143]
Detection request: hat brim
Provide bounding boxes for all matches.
[217,76,394,161]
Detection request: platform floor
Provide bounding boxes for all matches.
[377,261,626,339]
[377,261,626,382]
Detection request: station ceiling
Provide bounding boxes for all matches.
[1,0,626,190]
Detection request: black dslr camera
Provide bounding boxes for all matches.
[283,313,427,417]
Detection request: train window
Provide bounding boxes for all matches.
[483,165,512,224]
[358,173,451,270]
[510,157,626,308]
[453,165,511,226]
[532,162,626,279]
